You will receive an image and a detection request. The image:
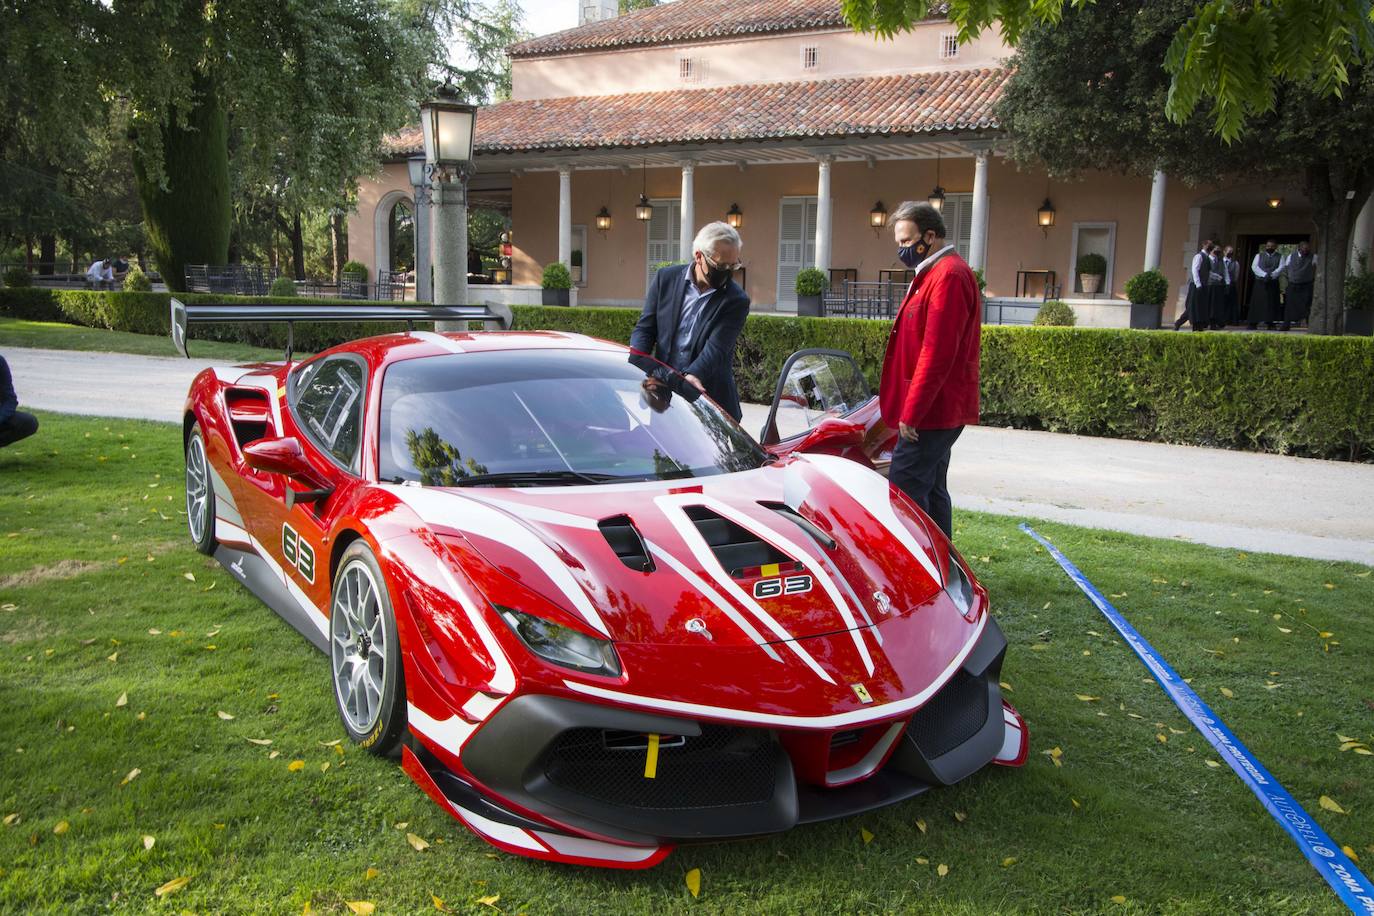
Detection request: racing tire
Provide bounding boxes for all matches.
[329,541,407,757]
[185,422,217,556]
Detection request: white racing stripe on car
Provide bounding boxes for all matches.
[247,532,328,638]
[434,562,517,695]
[387,487,611,638]
[462,496,599,531]
[812,548,883,647]
[643,540,782,662]
[407,701,480,753]
[230,374,284,433]
[826,721,904,785]
[215,519,251,546]
[211,366,247,384]
[532,831,661,863]
[995,707,1025,763]
[409,330,466,353]
[461,692,503,721]
[561,612,989,730]
[654,494,834,683]
[452,802,547,852]
[800,453,942,584]
[658,492,873,676]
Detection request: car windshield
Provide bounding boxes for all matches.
[378,349,767,486]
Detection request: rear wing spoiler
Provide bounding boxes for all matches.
[169,298,513,361]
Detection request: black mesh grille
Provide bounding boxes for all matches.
[906,670,990,759]
[541,725,780,810]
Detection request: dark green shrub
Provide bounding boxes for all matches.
[1346,253,1374,311]
[341,260,369,281]
[971,268,987,294]
[1075,252,1107,276]
[1033,300,1077,326]
[269,276,298,297]
[0,287,63,320]
[123,266,153,292]
[795,268,827,297]
[3,267,32,288]
[1124,269,1168,305]
[541,262,572,290]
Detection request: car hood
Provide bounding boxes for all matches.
[382,454,948,652]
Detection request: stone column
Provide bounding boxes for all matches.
[557,166,573,268]
[1144,169,1167,271]
[969,150,990,272]
[679,161,695,262]
[431,175,468,330]
[1352,192,1374,268]
[412,181,432,302]
[815,156,833,273]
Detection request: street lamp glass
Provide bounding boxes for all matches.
[1267,196,1283,209]
[636,194,653,221]
[927,186,946,212]
[420,90,477,167]
[1036,198,1056,228]
[595,206,612,231]
[869,201,888,228]
[726,203,743,228]
[407,156,426,188]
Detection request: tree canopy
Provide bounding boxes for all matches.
[842,0,1374,142]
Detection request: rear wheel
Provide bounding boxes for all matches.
[185,423,216,556]
[330,541,406,756]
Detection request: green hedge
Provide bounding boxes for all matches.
[4,290,1372,460]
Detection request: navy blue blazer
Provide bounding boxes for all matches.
[628,264,750,420]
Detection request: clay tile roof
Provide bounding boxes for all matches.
[383,68,1007,158]
[509,0,948,59]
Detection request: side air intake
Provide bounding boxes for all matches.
[599,515,654,572]
[682,506,790,577]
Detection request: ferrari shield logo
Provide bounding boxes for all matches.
[851,683,873,704]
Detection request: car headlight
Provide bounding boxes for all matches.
[944,553,976,619]
[497,605,621,677]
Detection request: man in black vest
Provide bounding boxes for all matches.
[1175,239,1213,331]
[1281,241,1316,331]
[1222,246,1241,325]
[1248,239,1283,330]
[1206,244,1227,329]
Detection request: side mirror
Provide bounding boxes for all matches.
[243,436,314,478]
[790,417,866,457]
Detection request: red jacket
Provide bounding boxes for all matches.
[878,251,981,430]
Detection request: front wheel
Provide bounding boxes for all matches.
[185,422,216,556]
[329,541,406,756]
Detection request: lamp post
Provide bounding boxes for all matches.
[420,84,477,329]
[406,156,432,302]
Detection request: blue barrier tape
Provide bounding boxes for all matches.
[1019,523,1374,914]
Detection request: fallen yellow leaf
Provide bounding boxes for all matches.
[53,820,69,835]
[1001,856,1017,867]
[345,903,375,916]
[915,818,927,834]
[1042,746,1064,767]
[154,876,191,898]
[1355,748,1373,756]
[1339,741,1369,752]
[268,750,280,759]
[916,856,929,865]
[1075,695,1100,702]
[476,894,500,907]
[116,692,128,708]
[362,867,379,881]
[1277,627,1292,634]
[685,868,701,898]
[320,762,330,773]
[1219,687,1235,698]
[999,681,1013,692]
[953,811,967,823]
[1156,734,1168,744]
[142,835,155,850]
[246,738,272,746]
[1319,795,1347,815]
[1071,798,1080,809]
[107,652,118,663]
[937,863,949,877]
[431,894,446,911]
[183,572,196,582]
[407,832,430,851]
[1343,845,1360,863]
[2,813,18,827]
[860,827,874,844]
[121,768,141,786]
[216,710,235,721]
[319,739,343,747]
[1110,895,1127,905]
[287,760,304,772]
[1205,760,1221,768]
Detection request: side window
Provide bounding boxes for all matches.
[292,357,365,470]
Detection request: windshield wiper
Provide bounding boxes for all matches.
[449,469,628,487]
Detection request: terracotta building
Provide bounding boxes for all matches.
[349,0,1349,322]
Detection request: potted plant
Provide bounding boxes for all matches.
[1032,300,1077,326]
[1344,253,1374,336]
[1076,252,1107,295]
[541,262,572,306]
[570,249,583,284]
[1124,268,1169,329]
[795,267,827,317]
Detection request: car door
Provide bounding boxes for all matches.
[758,349,896,474]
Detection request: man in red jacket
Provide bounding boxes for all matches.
[878,201,981,539]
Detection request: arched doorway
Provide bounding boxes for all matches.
[389,199,415,273]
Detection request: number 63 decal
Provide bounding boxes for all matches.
[753,574,812,599]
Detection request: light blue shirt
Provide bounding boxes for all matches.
[674,272,715,365]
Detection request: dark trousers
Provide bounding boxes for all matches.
[0,411,38,448]
[889,425,963,539]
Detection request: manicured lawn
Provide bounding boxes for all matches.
[0,317,284,363]
[1,412,1370,914]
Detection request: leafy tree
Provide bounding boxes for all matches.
[841,0,1374,142]
[994,0,1374,333]
[619,0,660,13]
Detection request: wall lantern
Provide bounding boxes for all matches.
[1036,198,1056,233]
[636,159,653,221]
[725,203,744,229]
[1267,196,1283,209]
[595,206,612,231]
[927,152,946,213]
[419,83,477,180]
[869,201,888,230]
[406,155,426,188]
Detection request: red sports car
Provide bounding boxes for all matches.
[175,303,1027,869]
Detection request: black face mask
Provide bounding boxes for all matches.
[897,238,929,268]
[701,256,733,290]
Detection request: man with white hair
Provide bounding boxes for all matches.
[630,221,750,420]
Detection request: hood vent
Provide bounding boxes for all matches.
[682,505,790,577]
[760,502,836,550]
[599,515,654,572]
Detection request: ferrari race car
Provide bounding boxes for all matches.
[175,301,1028,868]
